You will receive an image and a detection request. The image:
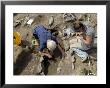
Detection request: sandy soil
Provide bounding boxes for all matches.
[13,13,97,75]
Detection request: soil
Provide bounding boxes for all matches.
[13,13,97,75]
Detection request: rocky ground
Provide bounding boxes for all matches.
[13,13,97,75]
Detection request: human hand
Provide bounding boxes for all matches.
[76,36,83,40]
[40,52,52,58]
[46,53,52,58]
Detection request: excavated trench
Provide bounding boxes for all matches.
[13,13,97,75]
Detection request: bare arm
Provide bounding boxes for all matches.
[77,34,93,45]
[82,35,93,45]
[39,51,52,58]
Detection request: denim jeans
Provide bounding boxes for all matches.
[69,48,88,60]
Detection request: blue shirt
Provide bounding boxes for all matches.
[33,25,58,51]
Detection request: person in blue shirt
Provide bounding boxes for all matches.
[33,25,65,59]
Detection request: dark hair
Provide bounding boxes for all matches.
[74,21,85,32]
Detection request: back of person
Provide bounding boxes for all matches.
[33,25,52,43]
[33,25,58,52]
[81,23,95,50]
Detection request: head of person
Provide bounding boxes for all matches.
[47,39,56,52]
[73,21,85,32]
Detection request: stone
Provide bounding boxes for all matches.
[63,13,76,22]
[63,40,70,51]
[48,16,54,27]
[40,72,45,75]
[39,57,44,63]
[57,67,62,74]
[75,14,83,20]
[57,60,63,74]
[37,63,42,73]
[23,16,30,26]
[63,27,75,38]
[58,31,63,37]
[72,63,75,70]
[13,20,21,27]
[27,18,34,25]
[71,55,75,63]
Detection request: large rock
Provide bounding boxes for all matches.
[63,40,70,51]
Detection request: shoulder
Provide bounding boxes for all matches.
[86,26,94,33]
[82,21,95,33]
[85,25,95,37]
